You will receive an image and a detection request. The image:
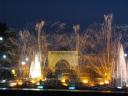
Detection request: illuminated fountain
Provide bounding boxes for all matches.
[114,43,128,88]
[29,21,46,80]
[11,21,47,80]
[9,14,128,88]
[29,54,42,79]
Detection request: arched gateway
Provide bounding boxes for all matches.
[55,59,70,70]
[48,51,78,71]
[48,51,78,80]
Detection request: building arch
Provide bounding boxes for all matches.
[48,51,78,71]
[55,59,70,70]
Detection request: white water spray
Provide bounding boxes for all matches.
[30,54,42,79]
[115,44,127,88]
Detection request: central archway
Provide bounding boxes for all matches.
[48,51,79,81]
[55,59,70,70]
[54,59,70,79]
[48,51,78,70]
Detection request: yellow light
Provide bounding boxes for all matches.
[61,79,65,83]
[31,80,36,84]
[9,82,17,87]
[42,78,47,81]
[104,80,109,84]
[16,80,23,85]
[36,82,40,85]
[62,83,68,86]
[90,83,95,86]
[99,82,104,85]
[18,81,23,85]
[11,69,16,75]
[82,80,88,84]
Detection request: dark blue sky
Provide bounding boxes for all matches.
[0,0,128,29]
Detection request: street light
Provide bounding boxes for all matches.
[0,37,3,41]
[21,61,26,65]
[124,53,127,57]
[25,57,29,62]
[3,54,7,59]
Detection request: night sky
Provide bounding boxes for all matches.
[1,0,128,29]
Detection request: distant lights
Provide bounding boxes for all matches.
[0,37,3,41]
[117,86,122,89]
[37,85,44,89]
[11,69,16,75]
[25,57,29,61]
[104,80,109,84]
[21,61,26,65]
[31,80,36,84]
[1,80,6,83]
[17,81,23,85]
[21,57,29,65]
[62,83,68,86]
[124,53,127,57]
[9,82,17,87]
[2,54,7,59]
[82,79,88,84]
[68,86,76,90]
[61,79,66,83]
[99,82,104,85]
